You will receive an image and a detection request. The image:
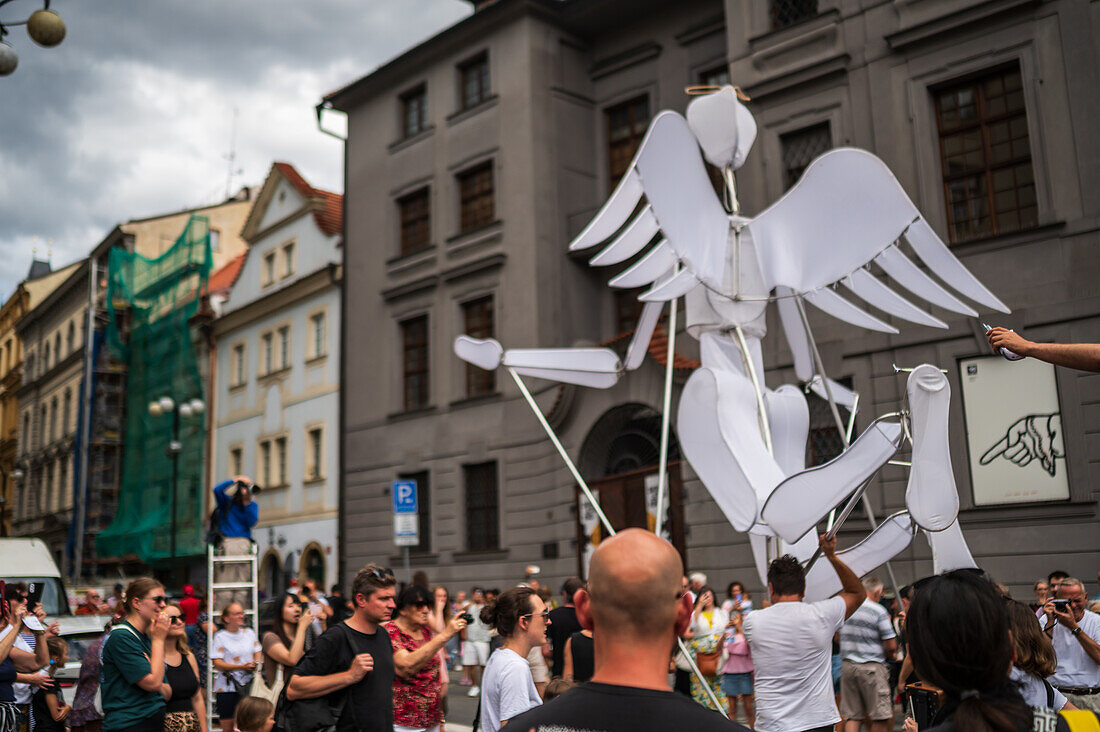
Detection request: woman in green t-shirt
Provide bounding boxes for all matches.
[101,578,171,732]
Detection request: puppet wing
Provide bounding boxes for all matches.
[748,148,1009,338]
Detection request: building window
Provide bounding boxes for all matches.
[54,333,61,362]
[462,297,495,397]
[401,85,427,138]
[307,428,323,480]
[49,398,57,443]
[45,461,54,512]
[278,326,290,370]
[59,457,68,509]
[400,471,431,553]
[43,342,50,371]
[232,343,246,386]
[62,390,71,437]
[230,446,243,478]
[398,188,431,255]
[39,405,46,449]
[464,461,499,551]
[458,163,494,233]
[934,65,1036,242]
[606,97,650,192]
[259,440,272,487]
[310,312,326,359]
[66,321,74,354]
[771,0,818,29]
[281,242,295,279]
[22,413,29,454]
[781,122,832,189]
[210,229,220,252]
[275,436,287,487]
[807,377,853,467]
[459,52,490,110]
[699,64,730,87]
[401,316,429,411]
[262,251,276,286]
[261,332,273,375]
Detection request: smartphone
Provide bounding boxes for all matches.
[26,581,44,609]
[980,322,1025,361]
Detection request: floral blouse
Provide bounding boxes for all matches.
[384,621,442,728]
[69,633,105,725]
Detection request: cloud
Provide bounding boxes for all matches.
[0,0,471,298]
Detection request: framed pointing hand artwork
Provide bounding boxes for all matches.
[958,355,1069,505]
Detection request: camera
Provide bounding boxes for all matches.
[1052,599,1071,612]
[226,479,262,498]
[458,612,473,623]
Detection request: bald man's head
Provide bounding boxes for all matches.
[586,528,685,639]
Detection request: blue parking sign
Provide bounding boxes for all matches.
[393,480,418,514]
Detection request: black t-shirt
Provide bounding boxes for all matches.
[508,681,751,732]
[291,621,395,732]
[31,681,65,732]
[546,606,582,678]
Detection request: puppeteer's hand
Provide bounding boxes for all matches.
[819,533,838,557]
[986,327,1031,356]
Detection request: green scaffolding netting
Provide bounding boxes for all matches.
[96,215,212,564]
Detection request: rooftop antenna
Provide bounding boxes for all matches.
[223,106,243,200]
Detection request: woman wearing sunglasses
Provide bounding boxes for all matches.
[478,586,549,732]
[162,604,207,732]
[211,603,261,732]
[101,578,171,732]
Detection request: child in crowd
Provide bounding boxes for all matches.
[543,678,574,701]
[232,696,274,732]
[32,636,71,732]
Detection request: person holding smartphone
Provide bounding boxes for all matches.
[2,583,52,731]
[1,585,51,732]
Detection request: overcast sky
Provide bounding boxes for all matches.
[0,0,471,299]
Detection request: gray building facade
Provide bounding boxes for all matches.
[331,0,1100,599]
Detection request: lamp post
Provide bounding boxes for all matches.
[0,465,24,537]
[0,0,66,76]
[148,396,205,566]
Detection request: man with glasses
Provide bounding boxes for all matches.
[287,564,397,732]
[509,528,748,731]
[1041,577,1100,712]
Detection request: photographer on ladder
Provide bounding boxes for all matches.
[212,475,260,612]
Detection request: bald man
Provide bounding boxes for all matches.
[510,528,748,731]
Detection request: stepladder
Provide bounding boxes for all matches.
[206,541,259,728]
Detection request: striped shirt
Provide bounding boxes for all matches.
[839,599,895,664]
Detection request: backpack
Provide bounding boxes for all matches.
[206,503,224,548]
[274,624,354,732]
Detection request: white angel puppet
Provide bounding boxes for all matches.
[456,87,1008,597]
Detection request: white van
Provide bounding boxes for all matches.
[0,537,70,618]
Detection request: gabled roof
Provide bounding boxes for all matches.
[208,253,246,294]
[242,162,343,239]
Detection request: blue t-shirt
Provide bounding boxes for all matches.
[214,479,259,539]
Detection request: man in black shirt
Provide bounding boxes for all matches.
[510,529,748,732]
[547,577,584,678]
[287,564,397,732]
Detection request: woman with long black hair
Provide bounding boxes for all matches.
[905,570,1096,731]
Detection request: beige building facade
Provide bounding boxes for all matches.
[329,0,1098,598]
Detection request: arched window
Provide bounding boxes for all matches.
[54,332,61,361]
[62,390,71,437]
[300,544,325,587]
[49,397,58,443]
[66,321,75,354]
[43,342,50,371]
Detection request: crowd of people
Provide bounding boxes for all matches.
[5,536,1099,732]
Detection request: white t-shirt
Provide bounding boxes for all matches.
[0,626,36,704]
[479,648,542,732]
[465,604,491,643]
[743,596,847,732]
[1041,610,1100,687]
[1009,666,1067,709]
[212,627,261,693]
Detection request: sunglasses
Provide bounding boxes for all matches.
[368,567,395,581]
[146,596,168,605]
[165,615,184,625]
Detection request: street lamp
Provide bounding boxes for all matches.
[148,395,205,566]
[0,1,66,76]
[0,465,24,537]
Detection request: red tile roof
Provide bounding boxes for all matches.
[208,253,246,294]
[272,161,343,237]
[603,322,700,370]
